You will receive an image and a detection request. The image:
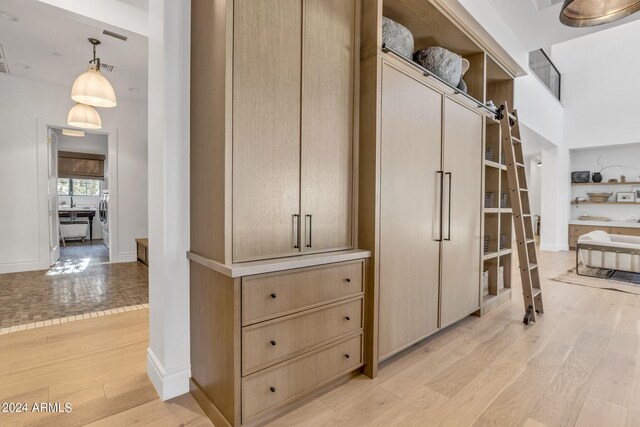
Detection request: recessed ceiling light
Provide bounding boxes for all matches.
[14,63,29,69]
[0,11,18,22]
[129,87,140,92]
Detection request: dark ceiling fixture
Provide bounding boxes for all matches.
[560,0,640,27]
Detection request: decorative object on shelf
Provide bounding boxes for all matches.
[627,216,639,223]
[486,100,496,110]
[484,235,490,253]
[482,271,489,297]
[608,178,619,183]
[592,156,640,183]
[579,215,609,221]
[616,191,636,203]
[499,233,507,250]
[497,266,504,290]
[381,17,414,59]
[591,172,603,183]
[500,193,508,208]
[71,38,117,108]
[621,175,626,182]
[485,147,494,161]
[457,78,467,93]
[560,0,640,28]
[587,192,612,203]
[574,197,587,203]
[485,192,495,208]
[571,171,590,183]
[636,189,640,199]
[413,46,465,87]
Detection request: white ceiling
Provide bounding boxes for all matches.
[0,0,148,102]
[486,0,640,53]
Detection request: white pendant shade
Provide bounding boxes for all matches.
[67,103,102,129]
[71,67,117,108]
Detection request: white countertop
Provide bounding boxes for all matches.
[187,249,371,278]
[58,206,96,212]
[570,219,640,228]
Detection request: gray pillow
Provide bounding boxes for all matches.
[414,46,463,87]
[457,78,467,93]
[382,17,414,59]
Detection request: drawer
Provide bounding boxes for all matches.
[242,334,362,422]
[242,297,363,375]
[569,225,610,237]
[242,261,364,325]
[610,227,640,237]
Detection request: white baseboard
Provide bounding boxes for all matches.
[539,243,569,252]
[0,260,44,274]
[115,252,137,263]
[146,348,191,401]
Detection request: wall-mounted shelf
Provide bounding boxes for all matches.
[572,181,640,186]
[571,201,640,205]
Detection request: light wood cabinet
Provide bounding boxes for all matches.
[440,98,483,327]
[230,0,358,262]
[378,63,441,359]
[301,0,356,253]
[376,61,483,360]
[232,0,303,261]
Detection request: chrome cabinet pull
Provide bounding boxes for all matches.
[293,214,300,249]
[305,214,313,248]
[445,172,452,241]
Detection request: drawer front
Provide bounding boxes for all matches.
[569,225,610,237]
[610,227,640,236]
[242,334,362,421]
[242,261,364,325]
[242,298,363,375]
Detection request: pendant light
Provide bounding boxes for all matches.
[560,0,640,27]
[71,38,117,107]
[67,103,102,129]
[62,129,86,137]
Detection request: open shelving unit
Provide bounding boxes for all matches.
[482,117,513,314]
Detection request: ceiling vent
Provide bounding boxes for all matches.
[100,63,115,73]
[0,44,9,74]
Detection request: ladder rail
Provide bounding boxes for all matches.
[499,103,544,324]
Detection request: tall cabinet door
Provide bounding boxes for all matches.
[378,63,442,361]
[440,98,483,327]
[233,0,303,262]
[301,0,356,252]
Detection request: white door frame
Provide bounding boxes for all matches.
[37,117,119,269]
[47,128,60,266]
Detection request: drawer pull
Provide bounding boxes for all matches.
[270,293,277,299]
[269,386,276,393]
[345,278,351,283]
[344,316,351,321]
[344,354,350,359]
[270,340,277,346]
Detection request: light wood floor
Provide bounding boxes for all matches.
[2,249,640,426]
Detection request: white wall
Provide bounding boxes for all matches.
[146,0,191,401]
[552,19,640,150]
[0,74,148,272]
[570,144,640,222]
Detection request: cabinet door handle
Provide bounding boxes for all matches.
[293,214,300,249]
[270,293,277,299]
[269,386,276,393]
[345,278,351,283]
[436,171,444,242]
[344,316,351,321]
[444,172,452,241]
[270,340,277,346]
[305,214,313,248]
[344,354,350,359]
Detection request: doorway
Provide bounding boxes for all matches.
[48,127,111,272]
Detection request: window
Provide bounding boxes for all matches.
[57,178,101,196]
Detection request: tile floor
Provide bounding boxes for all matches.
[0,254,148,331]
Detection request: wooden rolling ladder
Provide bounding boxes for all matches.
[498,103,544,325]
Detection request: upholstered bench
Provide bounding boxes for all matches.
[577,230,640,273]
